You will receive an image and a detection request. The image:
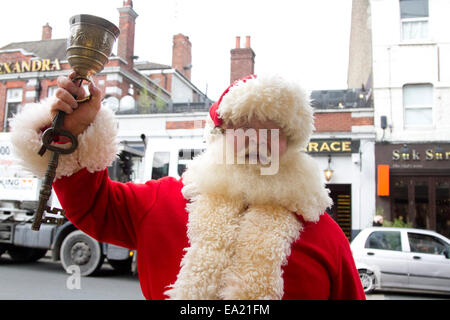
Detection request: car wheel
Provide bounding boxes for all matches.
[60,230,104,276]
[359,269,376,294]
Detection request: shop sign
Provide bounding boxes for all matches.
[392,148,450,161]
[376,143,450,170]
[0,58,61,74]
[305,139,359,154]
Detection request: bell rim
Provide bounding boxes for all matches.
[69,14,120,39]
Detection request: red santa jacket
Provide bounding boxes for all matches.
[54,168,365,300]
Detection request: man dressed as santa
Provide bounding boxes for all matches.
[10,72,365,300]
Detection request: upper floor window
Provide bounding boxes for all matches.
[3,88,23,132]
[400,0,429,41]
[48,86,57,98]
[403,83,433,127]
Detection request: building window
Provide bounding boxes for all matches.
[400,0,429,41]
[177,148,204,176]
[3,88,23,132]
[403,83,433,127]
[151,152,170,180]
[48,86,57,98]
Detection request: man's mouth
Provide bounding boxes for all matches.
[245,152,270,164]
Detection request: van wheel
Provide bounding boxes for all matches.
[7,246,47,263]
[359,269,375,294]
[60,230,104,276]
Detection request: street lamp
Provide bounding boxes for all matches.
[324,154,333,182]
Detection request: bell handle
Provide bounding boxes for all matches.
[72,75,93,104]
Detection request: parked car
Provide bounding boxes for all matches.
[351,227,450,295]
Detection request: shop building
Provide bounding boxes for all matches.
[349,0,450,237]
[376,143,450,238]
[309,90,375,240]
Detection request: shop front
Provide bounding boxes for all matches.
[376,143,450,238]
[306,138,365,240]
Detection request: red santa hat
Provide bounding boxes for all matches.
[208,74,314,148]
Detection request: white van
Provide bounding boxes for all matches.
[145,137,206,181]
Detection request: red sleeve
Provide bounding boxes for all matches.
[330,232,366,300]
[53,168,159,250]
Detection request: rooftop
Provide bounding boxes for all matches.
[115,101,211,115]
[135,61,172,71]
[311,88,373,110]
[0,39,67,60]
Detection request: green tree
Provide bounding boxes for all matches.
[138,87,152,114]
[154,87,167,112]
[375,207,413,228]
[383,216,413,228]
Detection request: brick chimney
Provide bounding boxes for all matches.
[172,33,192,81]
[42,23,52,40]
[230,36,255,84]
[117,0,138,68]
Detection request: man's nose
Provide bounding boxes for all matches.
[248,133,258,145]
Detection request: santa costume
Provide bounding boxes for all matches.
[10,74,365,300]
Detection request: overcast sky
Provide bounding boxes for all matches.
[0,0,353,100]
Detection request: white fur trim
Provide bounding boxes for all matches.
[165,195,245,299]
[165,196,302,300]
[217,74,314,149]
[219,205,302,299]
[9,99,118,179]
[77,105,119,173]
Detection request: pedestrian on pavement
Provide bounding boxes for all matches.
[373,215,384,227]
[11,72,365,300]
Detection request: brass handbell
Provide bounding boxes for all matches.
[32,15,120,231]
[67,14,120,87]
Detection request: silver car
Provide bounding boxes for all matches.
[351,227,450,294]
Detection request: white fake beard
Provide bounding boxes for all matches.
[182,137,331,217]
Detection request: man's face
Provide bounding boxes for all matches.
[222,117,288,165]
